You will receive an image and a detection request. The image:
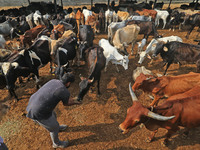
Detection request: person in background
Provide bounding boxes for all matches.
[0,136,8,150]
[26,72,81,148]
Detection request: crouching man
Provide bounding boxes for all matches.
[26,72,81,148]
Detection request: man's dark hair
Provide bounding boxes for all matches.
[61,72,75,84]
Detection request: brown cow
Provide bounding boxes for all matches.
[75,10,85,35]
[119,83,200,145]
[136,9,157,21]
[19,25,46,47]
[132,72,200,106]
[85,15,100,33]
[50,24,65,40]
[117,10,130,21]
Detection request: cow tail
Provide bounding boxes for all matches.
[88,48,98,79]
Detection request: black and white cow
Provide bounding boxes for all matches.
[0,37,51,101]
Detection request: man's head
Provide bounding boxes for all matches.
[61,72,75,88]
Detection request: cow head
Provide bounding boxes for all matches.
[152,41,166,58]
[132,73,158,91]
[78,41,88,60]
[76,74,94,101]
[132,66,153,81]
[118,55,129,70]
[119,83,175,134]
[138,51,146,64]
[116,43,129,56]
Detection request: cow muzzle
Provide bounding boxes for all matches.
[118,124,129,134]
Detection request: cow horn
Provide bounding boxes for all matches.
[147,111,175,121]
[11,62,19,69]
[88,77,94,83]
[129,83,138,102]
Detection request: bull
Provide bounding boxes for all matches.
[119,83,200,145]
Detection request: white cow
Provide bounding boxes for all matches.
[137,38,147,54]
[128,15,152,22]
[99,39,129,72]
[33,10,44,26]
[155,9,169,29]
[0,34,6,48]
[82,9,93,23]
[138,36,183,64]
[105,9,114,32]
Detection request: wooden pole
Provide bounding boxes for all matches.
[27,0,30,5]
[168,0,172,9]
[91,0,93,8]
[61,0,63,9]
[195,0,199,10]
[108,0,110,8]
[54,0,57,14]
[153,0,157,9]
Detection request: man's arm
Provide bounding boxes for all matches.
[63,97,81,106]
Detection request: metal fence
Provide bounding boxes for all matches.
[0,0,196,7]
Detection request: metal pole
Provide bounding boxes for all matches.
[61,0,63,9]
[168,0,172,9]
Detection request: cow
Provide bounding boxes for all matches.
[168,11,185,31]
[181,13,200,39]
[135,9,157,21]
[132,66,154,81]
[137,38,147,54]
[105,9,114,32]
[50,35,78,71]
[99,39,129,72]
[113,24,140,55]
[107,20,128,44]
[117,10,130,21]
[0,37,51,101]
[0,18,19,37]
[126,20,161,41]
[85,15,100,34]
[5,40,22,51]
[78,25,94,61]
[0,34,5,48]
[76,45,106,101]
[19,25,46,47]
[132,72,200,106]
[152,41,200,75]
[138,36,183,64]
[82,9,93,23]
[119,83,200,146]
[50,24,65,40]
[128,15,152,22]
[75,9,85,34]
[154,9,169,29]
[26,13,35,29]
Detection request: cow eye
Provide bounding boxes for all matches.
[135,119,139,123]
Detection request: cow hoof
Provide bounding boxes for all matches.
[145,137,153,143]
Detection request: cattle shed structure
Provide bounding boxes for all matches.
[0,0,197,6]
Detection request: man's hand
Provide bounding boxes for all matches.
[66,97,82,106]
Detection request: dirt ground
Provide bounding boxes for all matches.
[1,4,200,150]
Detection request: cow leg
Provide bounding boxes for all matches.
[196,59,200,73]
[146,130,158,143]
[150,96,160,106]
[185,25,195,39]
[8,88,19,102]
[164,62,172,75]
[131,40,136,56]
[163,127,179,146]
[162,19,166,29]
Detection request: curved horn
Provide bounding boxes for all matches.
[129,83,138,102]
[88,77,94,83]
[11,62,19,69]
[147,111,175,121]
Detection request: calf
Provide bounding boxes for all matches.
[155,9,169,29]
[119,83,200,145]
[113,24,140,55]
[99,39,129,72]
[132,72,200,106]
[152,41,200,75]
[138,36,182,64]
[76,45,106,101]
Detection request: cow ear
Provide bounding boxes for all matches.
[163,46,168,52]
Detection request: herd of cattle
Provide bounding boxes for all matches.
[1,1,200,146]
